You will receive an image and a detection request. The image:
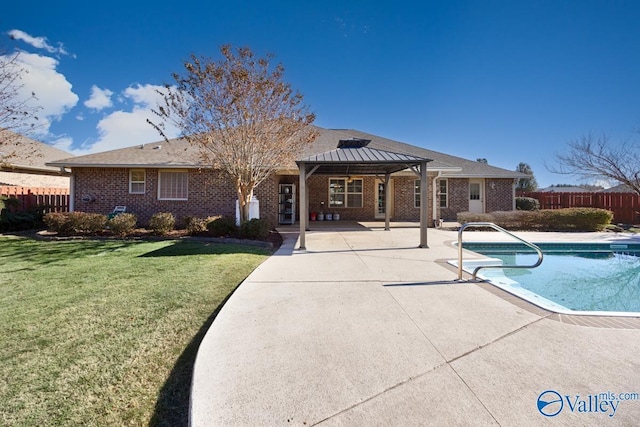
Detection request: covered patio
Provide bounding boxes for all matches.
[296,138,432,249]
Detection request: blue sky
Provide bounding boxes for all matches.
[3,0,640,187]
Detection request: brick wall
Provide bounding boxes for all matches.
[73,168,280,226]
[485,179,515,212]
[302,175,434,222]
[439,178,515,220]
[72,167,515,226]
[441,178,468,220]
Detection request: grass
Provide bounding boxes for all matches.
[0,236,272,426]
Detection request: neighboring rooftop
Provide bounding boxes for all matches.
[1,131,73,173]
[1,131,72,187]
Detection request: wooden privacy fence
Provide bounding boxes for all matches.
[1,186,69,213]
[518,192,640,224]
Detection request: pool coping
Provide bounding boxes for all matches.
[444,240,640,329]
[474,280,640,329]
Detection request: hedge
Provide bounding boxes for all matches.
[457,208,613,231]
[44,212,108,235]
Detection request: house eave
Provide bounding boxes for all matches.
[1,163,72,176]
[441,172,527,179]
[46,162,203,169]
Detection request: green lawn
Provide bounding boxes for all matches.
[0,236,272,426]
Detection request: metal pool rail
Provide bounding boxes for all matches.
[457,222,544,280]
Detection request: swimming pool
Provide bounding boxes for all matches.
[459,242,640,317]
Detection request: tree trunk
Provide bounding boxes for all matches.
[237,184,253,223]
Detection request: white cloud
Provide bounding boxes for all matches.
[84,85,114,111]
[49,136,75,153]
[3,51,79,136]
[84,84,180,154]
[8,29,71,56]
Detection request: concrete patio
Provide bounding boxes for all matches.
[190,223,640,426]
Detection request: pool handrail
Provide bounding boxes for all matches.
[457,222,544,280]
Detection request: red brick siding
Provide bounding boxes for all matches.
[303,175,434,222]
[441,178,469,220]
[304,175,376,221]
[72,167,515,226]
[391,176,434,222]
[73,168,280,226]
[485,179,515,212]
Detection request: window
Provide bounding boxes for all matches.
[329,178,362,208]
[158,170,188,200]
[415,179,448,208]
[129,169,146,194]
[438,179,448,208]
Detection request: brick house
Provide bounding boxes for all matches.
[48,127,527,226]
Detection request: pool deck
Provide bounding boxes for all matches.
[190,223,640,426]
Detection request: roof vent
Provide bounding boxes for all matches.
[337,138,371,149]
[153,145,162,150]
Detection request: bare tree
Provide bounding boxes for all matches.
[0,50,42,152]
[549,132,640,195]
[150,45,317,222]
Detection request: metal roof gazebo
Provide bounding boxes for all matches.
[295,138,433,249]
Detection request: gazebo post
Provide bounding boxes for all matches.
[384,173,391,231]
[419,160,429,248]
[299,162,307,250]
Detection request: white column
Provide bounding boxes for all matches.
[384,173,391,231]
[419,161,428,248]
[299,162,307,250]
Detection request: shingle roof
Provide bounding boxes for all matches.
[1,131,72,175]
[48,138,201,168]
[303,128,525,179]
[48,126,527,179]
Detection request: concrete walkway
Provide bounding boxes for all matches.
[190,223,640,426]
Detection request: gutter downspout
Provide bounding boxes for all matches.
[432,171,442,226]
[69,171,75,212]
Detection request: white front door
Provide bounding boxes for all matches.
[469,179,484,213]
[375,179,393,219]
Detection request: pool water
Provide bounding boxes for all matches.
[461,243,640,316]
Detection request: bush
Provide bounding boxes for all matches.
[149,212,176,235]
[44,212,107,234]
[456,212,494,224]
[541,208,613,231]
[457,208,612,231]
[516,197,540,211]
[184,216,220,235]
[1,196,21,212]
[0,211,38,232]
[1,199,47,232]
[206,216,238,237]
[74,212,108,234]
[44,212,73,234]
[238,218,271,240]
[107,213,137,236]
